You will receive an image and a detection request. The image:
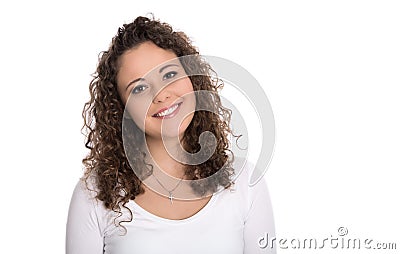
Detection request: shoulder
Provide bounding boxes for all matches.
[231,157,269,196]
[68,178,103,219]
[66,178,114,253]
[70,177,100,206]
[67,177,121,237]
[68,178,112,225]
[215,157,270,218]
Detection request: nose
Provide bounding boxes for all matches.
[152,86,171,103]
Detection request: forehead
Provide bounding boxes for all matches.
[117,41,179,86]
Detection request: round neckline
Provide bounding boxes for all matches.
[130,192,218,224]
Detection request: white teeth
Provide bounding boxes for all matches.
[155,104,179,117]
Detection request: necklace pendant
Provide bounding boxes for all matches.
[169,192,173,204]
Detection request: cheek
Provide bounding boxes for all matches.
[180,77,194,93]
[179,79,196,114]
[176,77,195,107]
[125,97,151,131]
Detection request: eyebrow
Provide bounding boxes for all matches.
[125,64,179,91]
[125,78,145,91]
[159,64,179,73]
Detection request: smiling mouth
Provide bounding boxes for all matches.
[152,102,183,118]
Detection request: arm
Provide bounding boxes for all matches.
[243,177,276,254]
[66,180,104,254]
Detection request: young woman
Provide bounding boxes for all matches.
[66,16,275,253]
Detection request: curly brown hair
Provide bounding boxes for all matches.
[82,15,235,225]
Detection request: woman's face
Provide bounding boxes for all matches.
[117,41,195,140]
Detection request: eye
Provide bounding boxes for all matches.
[131,84,148,94]
[162,71,177,81]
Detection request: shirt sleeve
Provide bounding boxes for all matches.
[243,176,276,254]
[66,180,105,254]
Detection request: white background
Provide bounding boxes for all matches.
[0,0,399,253]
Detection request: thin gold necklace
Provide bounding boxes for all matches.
[151,173,184,204]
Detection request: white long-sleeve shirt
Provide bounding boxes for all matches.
[66,160,276,254]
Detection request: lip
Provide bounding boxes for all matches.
[152,102,183,119]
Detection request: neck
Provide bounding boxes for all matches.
[144,135,186,179]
